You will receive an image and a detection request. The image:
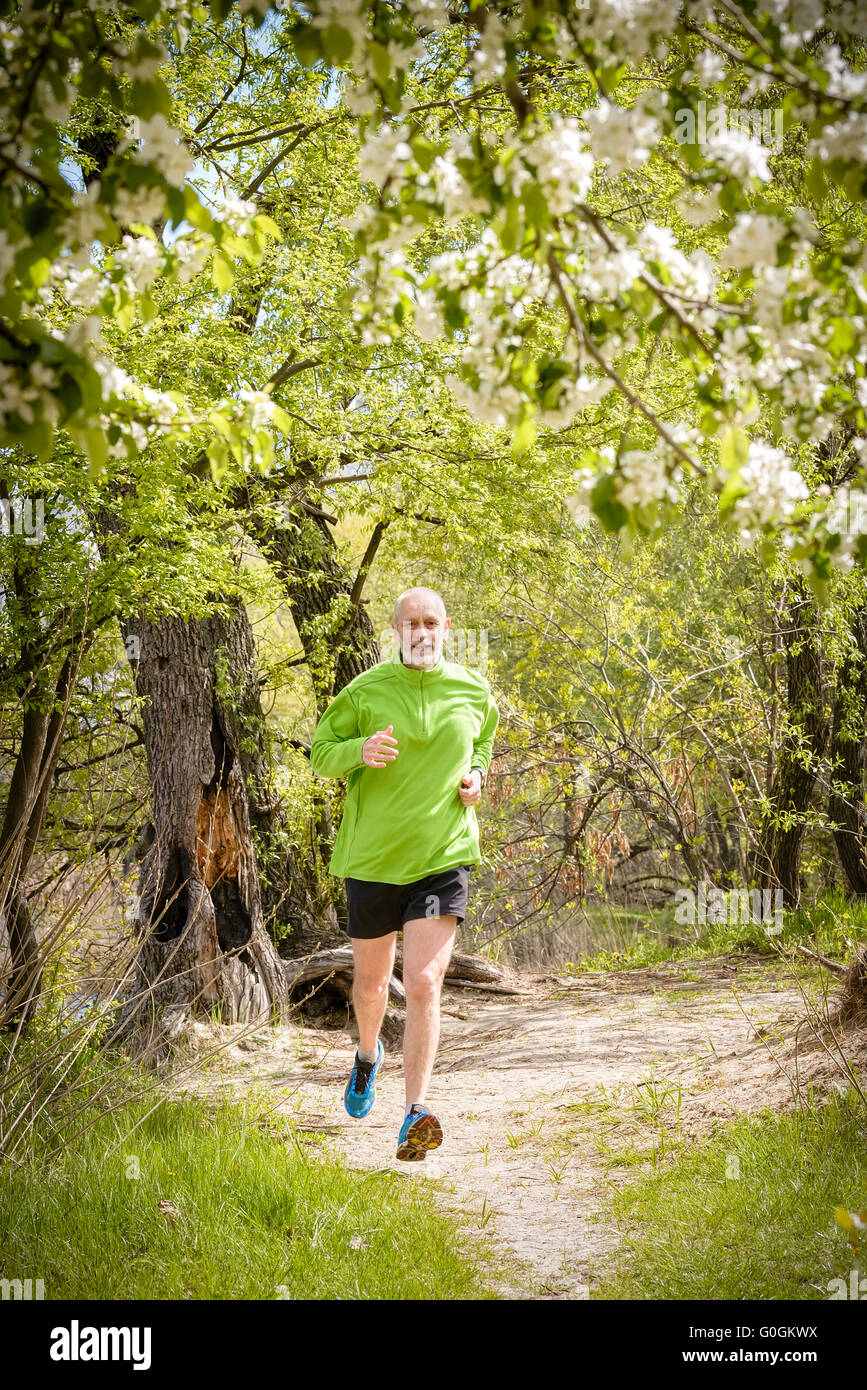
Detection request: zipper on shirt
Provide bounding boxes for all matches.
[420,669,426,734]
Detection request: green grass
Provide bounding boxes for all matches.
[592,1088,867,1300]
[0,1079,501,1300]
[562,888,867,975]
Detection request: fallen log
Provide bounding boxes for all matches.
[792,943,846,976]
[281,946,523,1011]
[441,978,525,996]
[282,946,406,1003]
[395,946,520,991]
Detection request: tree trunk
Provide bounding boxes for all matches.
[250,503,381,711]
[204,596,344,957]
[0,617,77,1031]
[750,583,828,906]
[245,499,382,952]
[829,603,867,897]
[118,606,289,1042]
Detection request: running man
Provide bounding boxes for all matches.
[309,587,499,1160]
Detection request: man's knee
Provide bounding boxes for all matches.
[404,964,446,1007]
[353,971,390,1005]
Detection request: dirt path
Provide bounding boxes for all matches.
[177,954,851,1299]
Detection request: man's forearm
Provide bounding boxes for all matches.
[309,734,368,779]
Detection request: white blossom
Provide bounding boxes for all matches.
[583,98,660,175]
[312,0,368,49]
[676,186,722,226]
[808,112,867,164]
[616,447,681,508]
[706,128,772,180]
[63,316,102,352]
[358,126,412,189]
[721,213,787,271]
[134,114,193,187]
[141,385,179,424]
[472,12,507,82]
[239,387,277,430]
[689,48,727,87]
[64,265,105,309]
[577,237,644,299]
[342,77,379,116]
[173,237,210,283]
[409,0,449,29]
[433,154,489,222]
[537,374,613,429]
[526,117,595,214]
[111,184,166,227]
[118,42,166,82]
[65,181,111,244]
[413,291,443,341]
[445,372,523,427]
[0,363,43,424]
[37,76,74,125]
[733,440,810,540]
[213,194,257,231]
[0,230,15,279]
[113,234,162,292]
[93,355,135,396]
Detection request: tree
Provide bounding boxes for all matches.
[117,600,289,1038]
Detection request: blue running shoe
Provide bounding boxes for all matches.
[344,1039,384,1118]
[396,1105,443,1161]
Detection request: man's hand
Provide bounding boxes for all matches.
[458,769,482,807]
[363,724,399,768]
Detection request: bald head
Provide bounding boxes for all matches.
[392,587,447,627]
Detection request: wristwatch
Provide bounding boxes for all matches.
[471,766,487,789]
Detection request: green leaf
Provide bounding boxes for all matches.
[130,79,172,120]
[369,41,391,86]
[182,186,215,231]
[291,24,322,68]
[511,415,537,457]
[719,426,749,474]
[321,25,354,64]
[253,213,282,241]
[212,252,234,292]
[522,182,550,232]
[207,436,230,481]
[208,411,232,438]
[115,301,136,334]
[591,473,628,533]
[828,316,855,354]
[411,136,439,173]
[69,425,109,476]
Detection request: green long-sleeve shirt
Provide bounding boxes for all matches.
[309,645,499,883]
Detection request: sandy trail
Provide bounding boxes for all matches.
[178,954,842,1299]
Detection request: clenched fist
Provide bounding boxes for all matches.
[363,724,399,768]
[458,769,482,807]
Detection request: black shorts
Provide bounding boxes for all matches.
[345,864,472,939]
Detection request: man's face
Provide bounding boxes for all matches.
[392,597,449,668]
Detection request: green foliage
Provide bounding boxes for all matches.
[0,1071,500,1299]
[593,1089,867,1300]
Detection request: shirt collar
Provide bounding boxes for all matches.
[389,643,446,682]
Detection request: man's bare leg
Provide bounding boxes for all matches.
[350,931,397,1053]
[401,915,457,1105]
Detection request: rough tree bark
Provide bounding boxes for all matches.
[0,653,76,1030]
[751,582,828,906]
[244,496,382,953]
[249,498,381,711]
[828,603,867,897]
[0,480,85,1034]
[118,604,289,1040]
